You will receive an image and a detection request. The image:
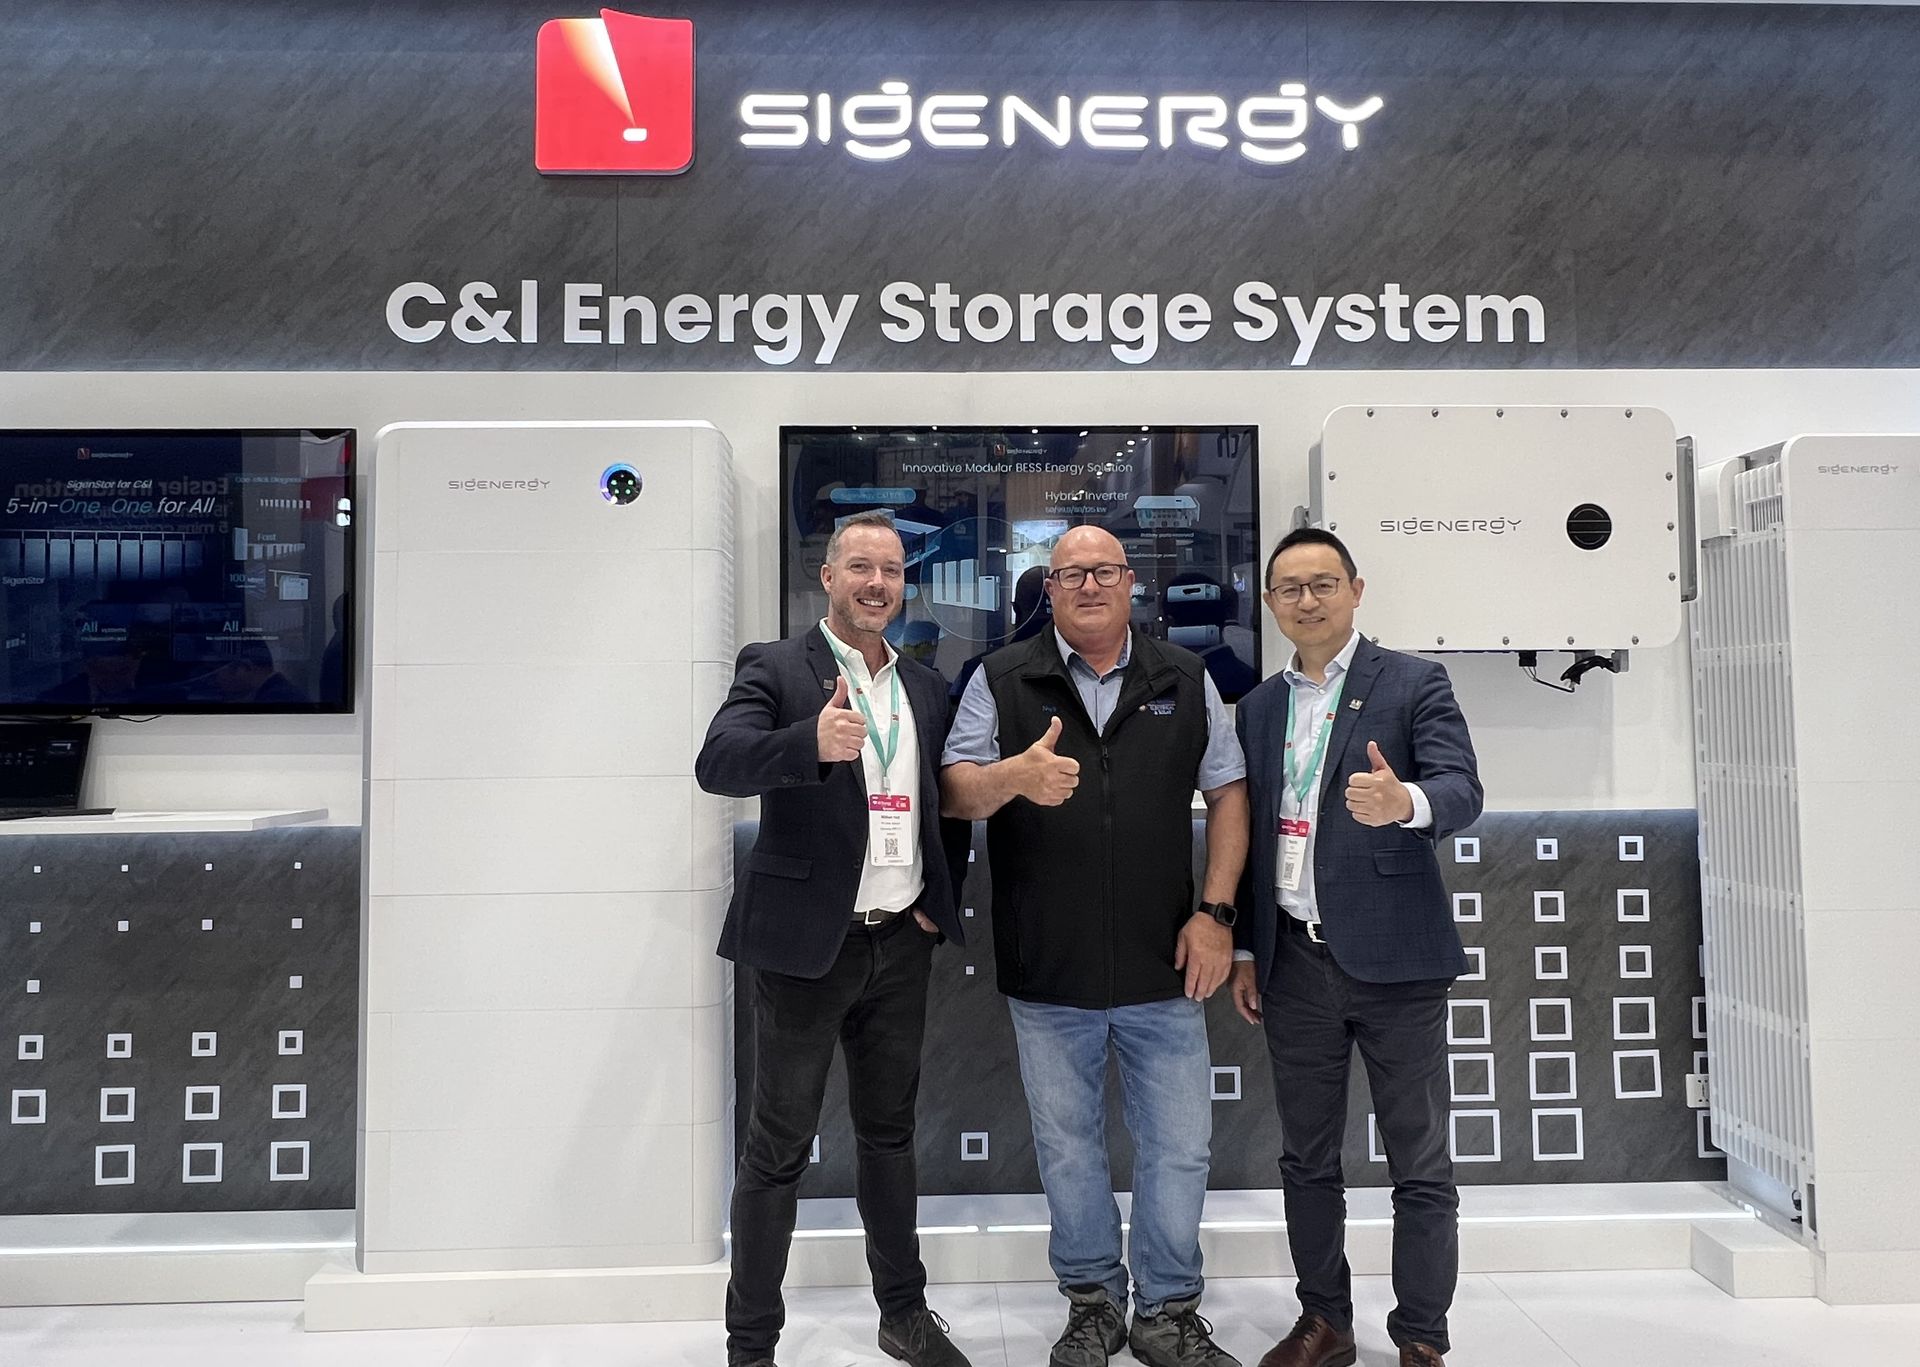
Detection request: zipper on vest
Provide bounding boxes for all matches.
[1101,743,1115,1005]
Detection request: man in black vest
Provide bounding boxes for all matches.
[696,510,970,1367]
[941,526,1249,1367]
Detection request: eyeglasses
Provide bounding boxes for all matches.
[1265,575,1345,604]
[1048,563,1128,589]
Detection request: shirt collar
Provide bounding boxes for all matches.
[1055,627,1132,678]
[818,618,897,679]
[1283,629,1362,689]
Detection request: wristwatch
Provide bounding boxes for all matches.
[1197,900,1238,928]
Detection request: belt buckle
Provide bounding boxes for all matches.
[1306,919,1325,944]
[855,907,891,927]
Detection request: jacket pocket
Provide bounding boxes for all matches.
[746,849,813,879]
[1373,849,1428,877]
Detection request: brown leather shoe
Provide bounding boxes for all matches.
[1256,1313,1356,1367]
[1398,1345,1445,1366]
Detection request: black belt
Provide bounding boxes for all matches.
[850,906,913,937]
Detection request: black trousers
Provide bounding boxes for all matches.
[726,915,938,1360]
[1260,925,1459,1355]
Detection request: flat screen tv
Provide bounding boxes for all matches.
[0,429,355,715]
[780,425,1261,701]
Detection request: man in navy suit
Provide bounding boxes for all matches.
[1229,529,1481,1367]
[696,510,970,1367]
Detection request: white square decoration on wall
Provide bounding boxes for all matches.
[1460,946,1486,981]
[1453,837,1480,863]
[1529,1052,1578,1101]
[1448,1053,1496,1104]
[278,1030,304,1056]
[1529,999,1574,1042]
[182,1143,224,1184]
[1210,1066,1241,1101]
[1448,1109,1501,1163]
[1532,1107,1585,1161]
[272,1084,308,1120]
[1532,890,1566,922]
[1451,892,1482,923]
[192,1032,217,1058]
[1618,835,1645,862]
[1612,997,1658,1041]
[184,1086,220,1122]
[94,1145,136,1186]
[1617,889,1651,922]
[269,1140,310,1182]
[960,1132,990,1162]
[1447,999,1492,1047]
[1613,1050,1663,1099]
[10,1089,47,1125]
[1535,837,1559,860]
[1619,945,1654,979]
[99,1087,136,1123]
[1534,946,1568,980]
[106,1033,132,1059]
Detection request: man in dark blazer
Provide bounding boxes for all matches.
[696,510,969,1367]
[1229,528,1482,1367]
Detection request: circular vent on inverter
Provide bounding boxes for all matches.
[1565,503,1613,550]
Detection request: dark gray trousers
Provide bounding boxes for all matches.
[1260,924,1459,1355]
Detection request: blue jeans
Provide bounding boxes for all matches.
[1008,995,1214,1316]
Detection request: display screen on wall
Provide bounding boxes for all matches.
[781,425,1261,701]
[0,429,355,714]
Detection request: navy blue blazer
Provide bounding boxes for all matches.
[695,626,965,978]
[1235,636,1481,987]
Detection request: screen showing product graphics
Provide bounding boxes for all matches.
[0,429,355,714]
[781,425,1260,701]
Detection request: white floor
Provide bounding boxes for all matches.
[5,1272,1920,1367]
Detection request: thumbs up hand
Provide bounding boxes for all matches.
[1018,715,1080,806]
[816,675,869,763]
[1345,740,1413,827]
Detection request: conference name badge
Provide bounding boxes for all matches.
[1278,816,1311,892]
[869,792,915,867]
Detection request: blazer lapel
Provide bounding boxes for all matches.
[1316,637,1388,820]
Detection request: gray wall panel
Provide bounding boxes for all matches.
[4,1,1919,369]
[738,811,1723,1197]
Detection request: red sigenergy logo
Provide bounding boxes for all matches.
[535,10,694,175]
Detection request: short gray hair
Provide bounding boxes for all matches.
[825,509,901,563]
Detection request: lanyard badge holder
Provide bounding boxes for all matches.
[828,641,915,868]
[1279,677,1347,932]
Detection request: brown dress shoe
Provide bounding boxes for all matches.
[1256,1313,1356,1367]
[1398,1345,1444,1366]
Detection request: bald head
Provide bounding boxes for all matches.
[1050,525,1127,570]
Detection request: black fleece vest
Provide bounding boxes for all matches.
[982,629,1211,1008]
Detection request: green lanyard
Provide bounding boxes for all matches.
[1283,674,1348,811]
[827,639,902,790]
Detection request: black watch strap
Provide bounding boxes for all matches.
[1198,900,1238,928]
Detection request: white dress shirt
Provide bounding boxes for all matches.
[819,620,923,914]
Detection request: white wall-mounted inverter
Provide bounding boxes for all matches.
[1314,405,1691,652]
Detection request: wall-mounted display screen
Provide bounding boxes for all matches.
[781,425,1260,700]
[0,429,355,714]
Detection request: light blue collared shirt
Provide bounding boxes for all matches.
[1276,630,1431,927]
[942,629,1246,792]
